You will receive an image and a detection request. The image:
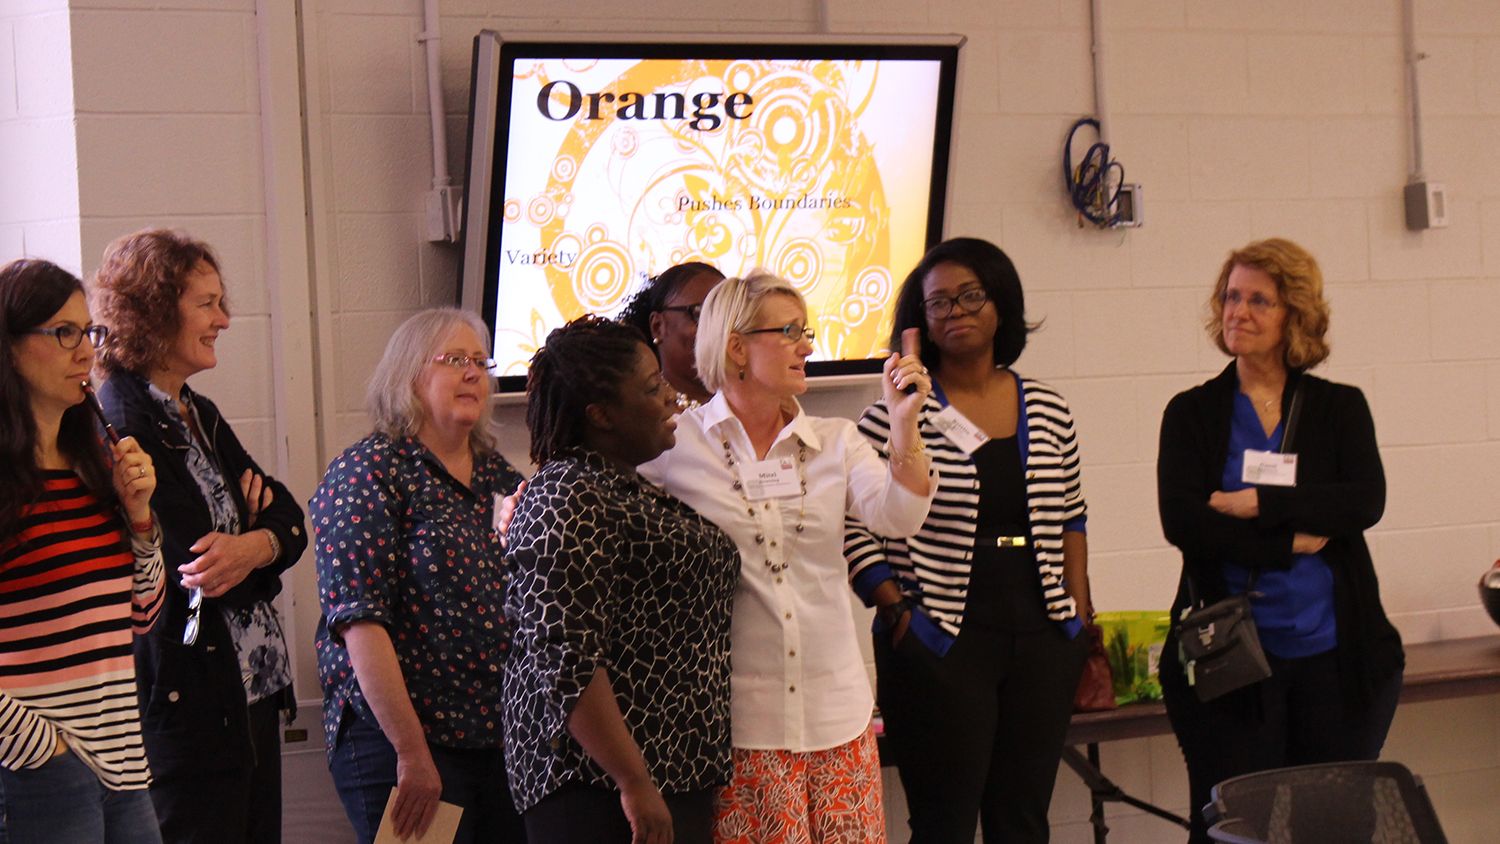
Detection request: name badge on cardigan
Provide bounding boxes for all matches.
[931,405,991,455]
[1242,449,1297,487]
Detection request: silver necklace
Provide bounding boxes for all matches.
[720,437,807,573]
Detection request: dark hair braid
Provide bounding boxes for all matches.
[526,315,648,466]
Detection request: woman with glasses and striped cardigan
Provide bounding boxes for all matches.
[845,238,1094,844]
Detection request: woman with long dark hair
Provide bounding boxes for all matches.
[0,258,165,843]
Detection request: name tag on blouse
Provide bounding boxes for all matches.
[1242,449,1298,487]
[931,405,991,455]
[742,457,802,500]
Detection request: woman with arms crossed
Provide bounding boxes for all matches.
[92,229,306,844]
[1156,238,1402,842]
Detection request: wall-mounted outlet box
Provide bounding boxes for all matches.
[1404,181,1448,230]
[1112,183,1143,228]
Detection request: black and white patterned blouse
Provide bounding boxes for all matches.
[502,448,740,812]
[311,432,524,751]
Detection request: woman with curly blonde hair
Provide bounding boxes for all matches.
[1156,238,1403,843]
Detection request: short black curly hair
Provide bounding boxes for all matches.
[525,315,649,466]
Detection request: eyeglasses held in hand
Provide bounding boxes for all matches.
[742,323,815,344]
[431,354,499,372]
[182,587,203,646]
[922,288,989,319]
[29,323,109,350]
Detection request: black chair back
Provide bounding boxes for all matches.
[1204,761,1447,844]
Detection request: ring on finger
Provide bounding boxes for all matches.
[138,466,147,479]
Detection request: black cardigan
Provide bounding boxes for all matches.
[1156,363,1403,705]
[98,371,307,774]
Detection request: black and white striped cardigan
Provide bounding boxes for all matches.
[844,375,1087,646]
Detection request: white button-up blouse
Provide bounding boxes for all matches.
[640,393,936,752]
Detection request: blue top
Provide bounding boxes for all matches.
[1221,392,1337,659]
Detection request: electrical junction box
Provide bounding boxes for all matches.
[1112,183,1143,228]
[1404,181,1448,230]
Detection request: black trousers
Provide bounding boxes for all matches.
[1160,640,1403,843]
[149,695,282,844]
[523,783,715,844]
[877,545,1088,844]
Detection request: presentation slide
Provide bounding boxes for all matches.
[485,54,948,377]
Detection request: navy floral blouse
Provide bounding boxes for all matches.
[503,448,740,812]
[311,432,524,751]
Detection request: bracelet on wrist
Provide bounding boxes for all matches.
[128,515,154,535]
[888,441,926,466]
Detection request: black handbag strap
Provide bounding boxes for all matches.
[1183,379,1306,612]
[1279,378,1306,454]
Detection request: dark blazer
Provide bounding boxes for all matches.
[1157,363,1403,705]
[98,371,307,775]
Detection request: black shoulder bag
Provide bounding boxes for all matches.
[1178,381,1304,703]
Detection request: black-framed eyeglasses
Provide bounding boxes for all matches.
[922,288,989,319]
[182,586,203,646]
[658,304,703,324]
[431,353,499,372]
[28,323,108,350]
[743,323,815,344]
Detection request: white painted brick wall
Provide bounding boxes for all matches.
[1,3,81,270]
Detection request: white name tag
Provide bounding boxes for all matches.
[930,405,991,455]
[743,456,802,500]
[1241,449,1298,487]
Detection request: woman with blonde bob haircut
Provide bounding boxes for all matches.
[637,268,938,841]
[311,307,526,844]
[1157,238,1402,842]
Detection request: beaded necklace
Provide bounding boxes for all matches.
[720,437,808,573]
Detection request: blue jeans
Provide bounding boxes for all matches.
[326,705,524,844]
[0,751,162,844]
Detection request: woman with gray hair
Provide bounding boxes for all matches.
[311,307,527,844]
[637,269,936,840]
